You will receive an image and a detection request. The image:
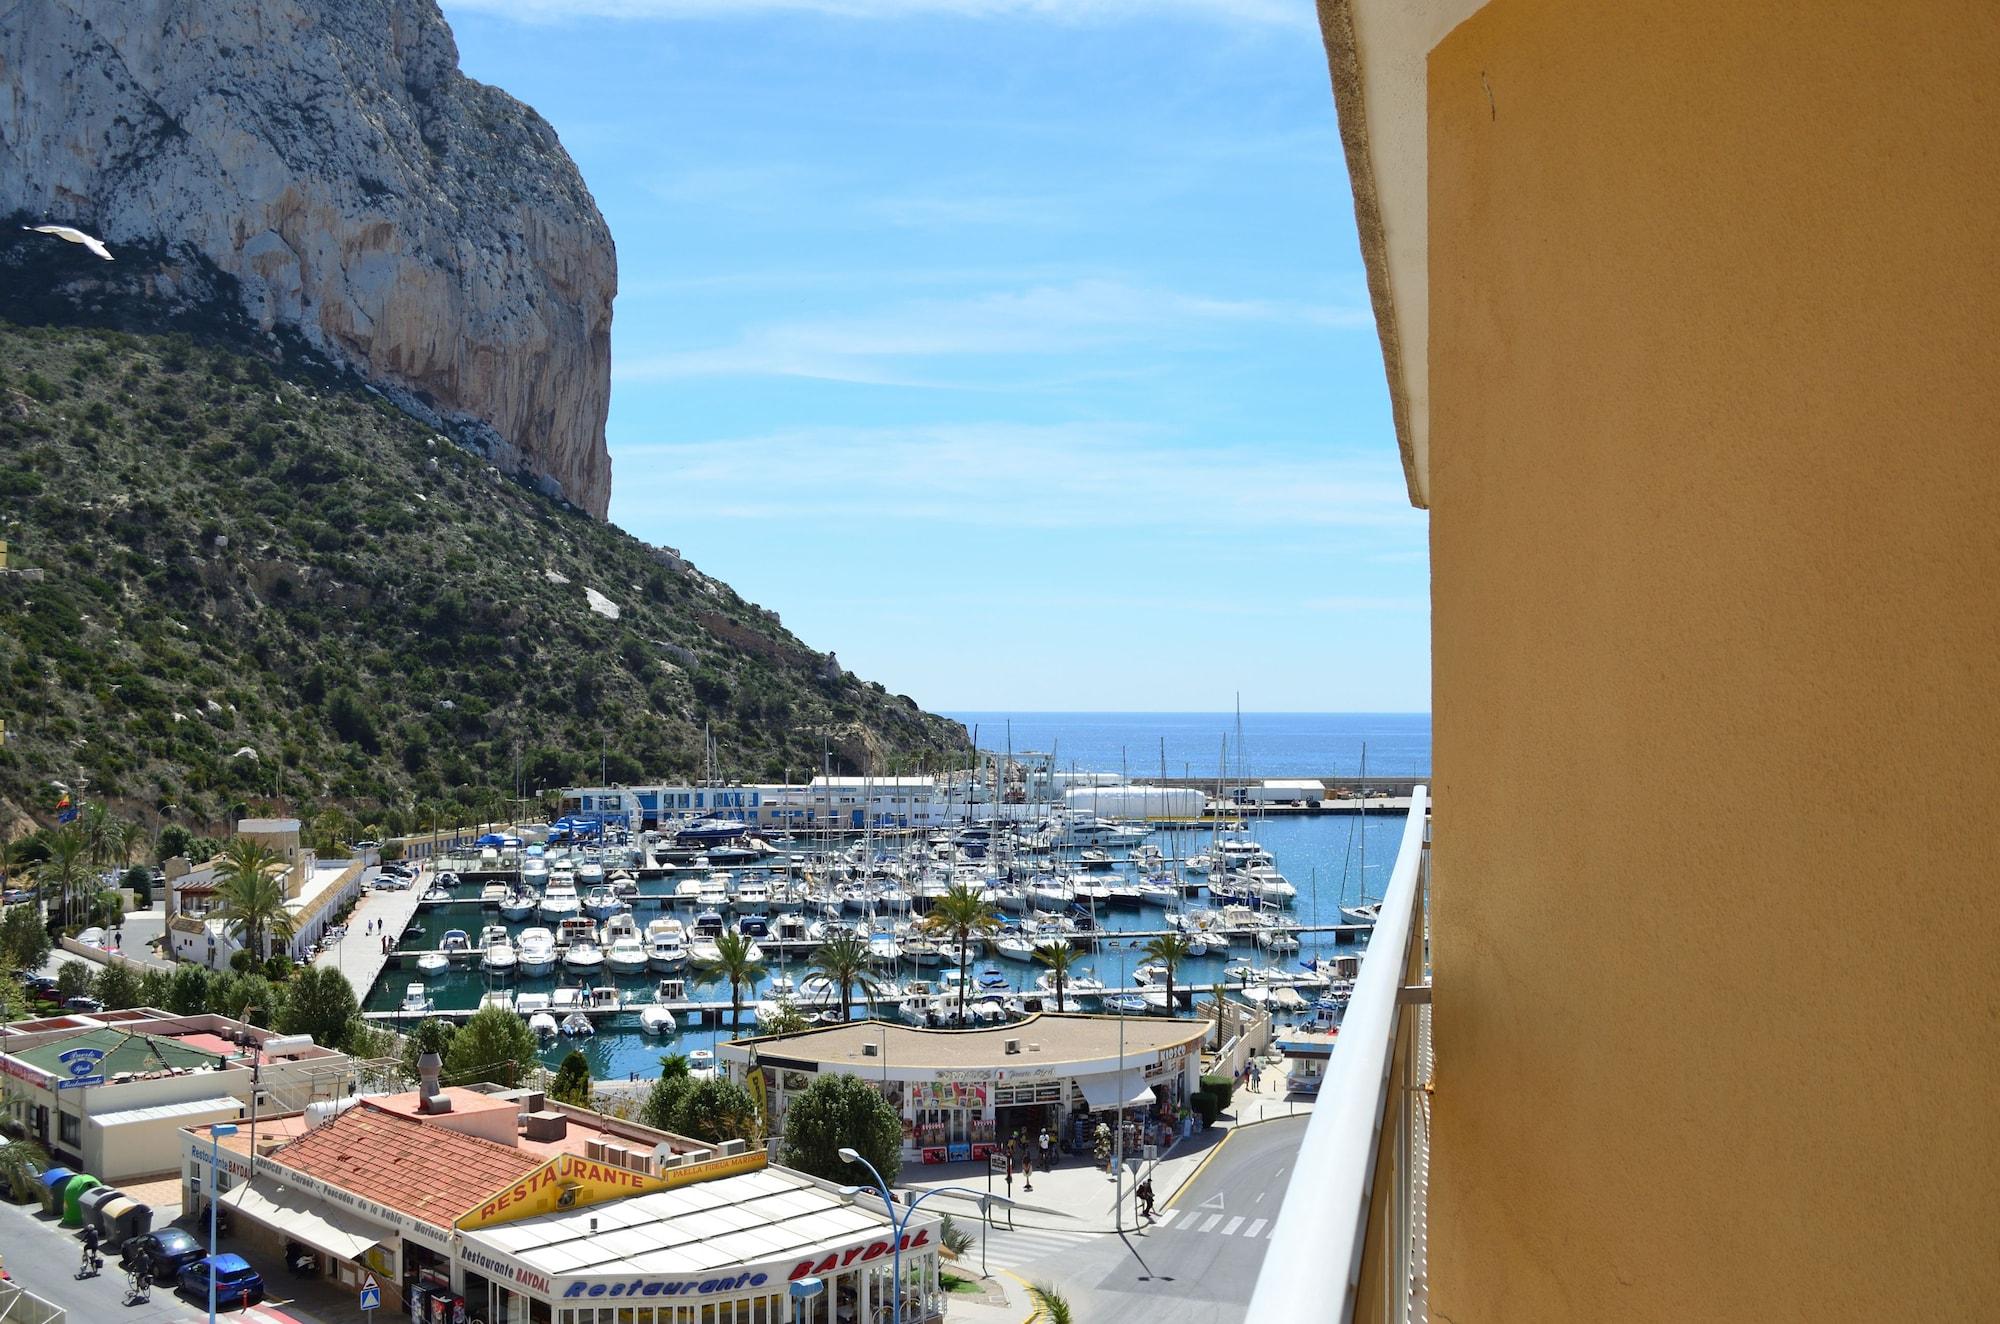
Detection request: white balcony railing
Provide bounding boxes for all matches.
[1247,784,1431,1324]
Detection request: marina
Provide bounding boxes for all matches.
[358,804,1403,1078]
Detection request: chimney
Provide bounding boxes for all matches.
[417,1052,452,1113]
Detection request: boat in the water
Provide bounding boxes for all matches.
[606,935,649,975]
[415,951,448,977]
[639,1003,677,1035]
[482,939,517,976]
[529,1011,558,1040]
[401,983,433,1014]
[500,888,538,921]
[559,1012,595,1037]
[516,928,557,976]
[563,939,606,973]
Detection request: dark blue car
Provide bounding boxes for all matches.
[177,1254,264,1308]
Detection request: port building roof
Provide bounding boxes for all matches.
[732,1013,1207,1073]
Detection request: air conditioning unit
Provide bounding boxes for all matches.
[1003,1038,1021,1055]
[1028,1042,1042,1052]
[861,1043,879,1058]
[585,1137,608,1161]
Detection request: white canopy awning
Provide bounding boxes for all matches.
[1077,1070,1156,1111]
[224,1182,387,1262]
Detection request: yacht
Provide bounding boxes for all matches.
[582,886,623,920]
[576,858,606,890]
[733,877,771,908]
[646,917,689,971]
[479,923,509,947]
[482,939,518,976]
[676,817,750,847]
[529,1011,558,1041]
[439,929,473,954]
[690,909,725,941]
[563,938,606,974]
[539,873,581,921]
[901,931,945,966]
[516,928,557,976]
[602,912,641,945]
[500,888,538,922]
[993,931,1038,963]
[1340,902,1382,927]
[606,935,650,975]
[697,874,731,908]
[415,951,448,977]
[639,1003,677,1035]
[400,983,433,1014]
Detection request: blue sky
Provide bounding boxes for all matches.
[440,0,1430,712]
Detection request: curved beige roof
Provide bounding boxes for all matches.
[732,1013,1207,1073]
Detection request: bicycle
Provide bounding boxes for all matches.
[123,1266,151,1305]
[76,1246,102,1279]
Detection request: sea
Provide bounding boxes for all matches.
[370,713,1431,1080]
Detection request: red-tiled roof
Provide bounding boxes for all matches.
[271,1102,539,1228]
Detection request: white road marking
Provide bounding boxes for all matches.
[1221,1216,1244,1236]
[1155,1209,1180,1226]
[1245,1219,1267,1239]
[1198,1214,1223,1233]
[1199,1192,1226,1210]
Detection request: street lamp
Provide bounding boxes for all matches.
[839,1148,1012,1324]
[207,1121,238,1324]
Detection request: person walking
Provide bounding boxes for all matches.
[1039,1127,1052,1170]
[1022,1146,1034,1193]
[1137,1178,1156,1221]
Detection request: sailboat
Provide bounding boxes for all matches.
[1338,743,1381,927]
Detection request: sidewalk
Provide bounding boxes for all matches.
[311,863,430,1006]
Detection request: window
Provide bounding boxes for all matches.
[58,1112,80,1146]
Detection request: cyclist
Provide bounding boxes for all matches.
[125,1260,151,1303]
[79,1223,102,1277]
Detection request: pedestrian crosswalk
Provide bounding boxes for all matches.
[1148,1208,1275,1240]
[968,1222,1102,1273]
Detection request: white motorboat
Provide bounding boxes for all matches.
[515,992,551,1015]
[993,932,1038,963]
[901,932,945,966]
[582,886,623,920]
[440,928,472,954]
[478,990,515,1012]
[516,928,557,976]
[482,940,518,975]
[416,951,448,977]
[576,859,606,890]
[734,878,771,908]
[1104,992,1149,1015]
[559,1012,595,1037]
[539,875,582,921]
[529,1012,558,1040]
[606,936,650,975]
[400,983,433,1014]
[564,939,606,973]
[639,1003,677,1035]
[480,882,510,908]
[1035,970,1106,1000]
[602,911,642,944]
[500,889,538,921]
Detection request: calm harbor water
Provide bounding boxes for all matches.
[944,710,1432,780]
[370,713,1432,1080]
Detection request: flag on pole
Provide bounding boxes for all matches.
[55,791,76,824]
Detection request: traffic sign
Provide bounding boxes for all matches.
[359,1275,381,1311]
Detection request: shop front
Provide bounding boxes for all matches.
[453,1167,942,1324]
[723,1014,1209,1168]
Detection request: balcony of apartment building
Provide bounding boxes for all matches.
[1250,784,1431,1324]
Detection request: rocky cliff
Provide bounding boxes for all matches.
[0,0,615,517]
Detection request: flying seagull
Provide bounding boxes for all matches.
[21,224,113,261]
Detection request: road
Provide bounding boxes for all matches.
[982,1115,1308,1324]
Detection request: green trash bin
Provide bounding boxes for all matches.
[61,1174,100,1226]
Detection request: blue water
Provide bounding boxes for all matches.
[942,711,1431,780]
[370,714,1430,1081]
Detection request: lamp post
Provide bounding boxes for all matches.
[207,1121,238,1324]
[839,1147,1010,1324]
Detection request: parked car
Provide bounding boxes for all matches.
[177,1254,264,1308]
[63,995,103,1013]
[19,973,58,999]
[122,1227,206,1280]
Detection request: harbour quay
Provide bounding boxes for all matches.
[721,1013,1209,1166]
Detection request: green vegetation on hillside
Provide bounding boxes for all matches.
[0,312,966,835]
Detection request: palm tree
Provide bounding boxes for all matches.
[110,819,144,872]
[1139,932,1194,1016]
[919,882,1000,1024]
[213,837,293,960]
[807,932,880,1023]
[0,1080,48,1203]
[1032,941,1079,1012]
[1026,1283,1074,1324]
[37,826,91,930]
[80,803,115,873]
[694,929,766,1028]
[1207,981,1228,1050]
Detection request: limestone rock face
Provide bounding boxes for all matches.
[0,0,616,516]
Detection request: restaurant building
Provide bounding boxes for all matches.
[180,1068,940,1324]
[0,1007,354,1180]
[721,1013,1209,1164]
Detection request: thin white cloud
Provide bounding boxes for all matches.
[610,422,1420,532]
[615,278,1371,384]
[1301,595,1430,613]
[447,0,1310,27]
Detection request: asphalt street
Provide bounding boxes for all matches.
[990,1115,1308,1324]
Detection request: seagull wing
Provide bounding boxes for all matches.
[24,224,114,260]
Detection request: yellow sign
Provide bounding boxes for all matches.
[458,1148,768,1231]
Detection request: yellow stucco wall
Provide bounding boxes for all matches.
[1425,2,2000,1318]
